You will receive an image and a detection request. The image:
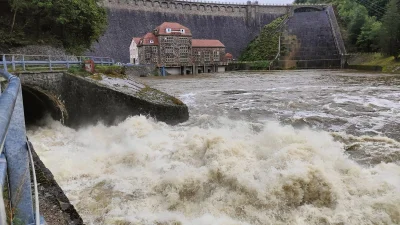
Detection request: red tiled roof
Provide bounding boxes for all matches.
[155,22,192,36]
[139,33,159,46]
[133,37,141,44]
[225,53,233,59]
[192,39,225,48]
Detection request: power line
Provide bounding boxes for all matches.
[360,0,388,12]
[355,0,386,17]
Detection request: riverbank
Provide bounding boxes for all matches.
[347,53,400,73]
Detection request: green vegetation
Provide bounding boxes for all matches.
[239,16,286,61]
[348,53,400,72]
[67,66,92,77]
[95,65,126,78]
[0,0,107,54]
[380,0,400,60]
[68,65,126,79]
[294,0,400,59]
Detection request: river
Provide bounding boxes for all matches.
[28,70,400,225]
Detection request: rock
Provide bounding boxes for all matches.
[59,201,70,211]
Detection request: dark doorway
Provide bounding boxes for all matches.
[22,86,63,126]
[198,69,202,74]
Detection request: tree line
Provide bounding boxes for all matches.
[0,0,107,54]
[294,0,400,59]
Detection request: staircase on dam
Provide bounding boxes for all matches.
[280,8,343,69]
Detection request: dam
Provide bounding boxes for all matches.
[90,0,345,67]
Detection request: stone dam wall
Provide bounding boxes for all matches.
[281,9,341,69]
[89,0,291,62]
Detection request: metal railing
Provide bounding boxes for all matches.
[0,70,45,225]
[1,54,114,72]
[326,5,347,69]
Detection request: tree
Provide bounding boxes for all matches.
[380,0,400,59]
[9,0,30,32]
[357,17,382,52]
[2,0,107,54]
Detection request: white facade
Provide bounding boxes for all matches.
[129,38,140,64]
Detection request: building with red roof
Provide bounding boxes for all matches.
[225,53,233,63]
[129,37,141,64]
[134,22,227,75]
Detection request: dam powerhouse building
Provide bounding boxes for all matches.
[131,22,229,75]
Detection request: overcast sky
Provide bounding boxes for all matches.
[220,0,294,4]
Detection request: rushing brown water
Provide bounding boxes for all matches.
[29,71,400,224]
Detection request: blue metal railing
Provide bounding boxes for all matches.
[1,54,115,72]
[0,70,45,224]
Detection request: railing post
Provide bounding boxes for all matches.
[12,55,15,71]
[66,55,70,69]
[101,57,104,66]
[22,55,26,71]
[49,55,52,71]
[2,55,7,72]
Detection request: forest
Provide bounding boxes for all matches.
[294,0,400,59]
[0,0,107,54]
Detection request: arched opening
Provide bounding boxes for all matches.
[21,86,65,126]
[294,7,322,13]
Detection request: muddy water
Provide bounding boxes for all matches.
[28,71,400,224]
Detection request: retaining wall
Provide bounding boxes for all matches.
[17,72,189,127]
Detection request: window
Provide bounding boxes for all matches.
[180,46,189,63]
[166,28,172,33]
[179,38,188,44]
[166,56,174,62]
[165,47,174,54]
[164,37,173,43]
[204,51,211,62]
[213,50,220,61]
[152,46,158,53]
[180,46,189,53]
[149,40,154,44]
[145,53,151,60]
[194,51,201,62]
[180,29,185,34]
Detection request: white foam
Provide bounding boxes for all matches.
[28,116,400,225]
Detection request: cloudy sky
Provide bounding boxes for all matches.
[224,0,294,3]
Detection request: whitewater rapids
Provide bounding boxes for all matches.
[28,71,400,224]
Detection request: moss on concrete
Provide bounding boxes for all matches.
[239,16,287,61]
[135,86,184,106]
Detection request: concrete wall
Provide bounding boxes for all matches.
[280,8,342,69]
[18,72,189,127]
[125,65,157,78]
[166,67,181,75]
[89,0,289,62]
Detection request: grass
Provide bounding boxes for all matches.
[68,65,126,79]
[95,65,126,78]
[348,53,400,73]
[67,66,91,77]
